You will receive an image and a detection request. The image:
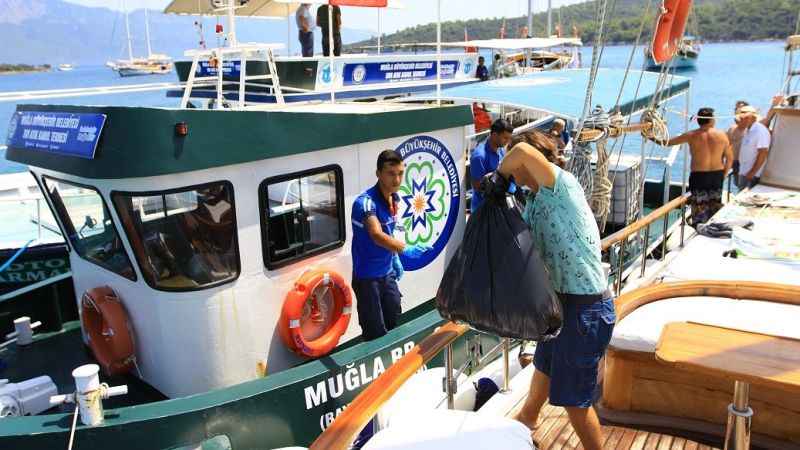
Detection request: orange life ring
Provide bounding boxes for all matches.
[81,286,136,376]
[650,0,693,64]
[278,270,352,358]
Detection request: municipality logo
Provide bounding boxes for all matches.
[352,64,367,84]
[396,135,460,271]
[319,63,333,84]
[6,113,19,145]
[463,61,473,75]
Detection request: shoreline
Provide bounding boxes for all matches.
[0,65,52,76]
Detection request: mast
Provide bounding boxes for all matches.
[144,7,153,57]
[527,0,532,36]
[547,0,552,37]
[122,0,133,61]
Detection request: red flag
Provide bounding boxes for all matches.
[329,0,388,6]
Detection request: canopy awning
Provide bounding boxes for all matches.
[427,37,583,50]
[412,68,691,119]
[164,0,301,17]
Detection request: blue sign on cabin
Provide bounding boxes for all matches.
[343,60,460,86]
[195,60,242,78]
[6,111,106,159]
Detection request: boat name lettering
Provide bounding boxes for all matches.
[303,341,414,410]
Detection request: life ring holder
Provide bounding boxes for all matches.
[81,286,136,376]
[278,270,352,358]
[650,0,693,64]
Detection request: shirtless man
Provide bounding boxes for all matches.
[655,107,732,225]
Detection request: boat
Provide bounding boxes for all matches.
[434,37,583,75]
[107,4,173,77]
[301,35,800,450]
[645,36,700,71]
[57,64,74,72]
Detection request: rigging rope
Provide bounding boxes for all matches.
[591,138,613,230]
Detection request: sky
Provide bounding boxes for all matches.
[66,0,588,34]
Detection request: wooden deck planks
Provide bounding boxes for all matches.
[515,402,720,450]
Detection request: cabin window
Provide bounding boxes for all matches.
[112,182,240,291]
[260,166,345,269]
[41,177,135,281]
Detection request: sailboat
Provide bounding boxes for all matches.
[107,4,173,77]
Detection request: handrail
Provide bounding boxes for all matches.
[614,280,800,322]
[601,193,689,252]
[309,321,469,450]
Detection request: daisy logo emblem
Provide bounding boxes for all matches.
[395,135,460,271]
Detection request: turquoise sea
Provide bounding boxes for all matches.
[0,41,788,180]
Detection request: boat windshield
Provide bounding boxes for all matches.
[42,177,135,281]
[112,181,240,291]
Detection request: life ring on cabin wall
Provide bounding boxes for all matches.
[81,286,136,376]
[278,270,352,358]
[650,0,693,64]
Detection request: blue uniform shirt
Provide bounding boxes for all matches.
[469,139,515,212]
[351,185,400,280]
[476,65,489,81]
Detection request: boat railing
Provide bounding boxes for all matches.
[308,322,470,450]
[601,193,689,295]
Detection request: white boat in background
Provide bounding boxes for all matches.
[107,3,173,77]
[57,64,74,72]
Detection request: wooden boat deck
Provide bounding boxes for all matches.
[508,401,720,450]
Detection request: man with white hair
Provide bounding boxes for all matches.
[736,105,771,190]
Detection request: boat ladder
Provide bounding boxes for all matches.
[181,43,285,109]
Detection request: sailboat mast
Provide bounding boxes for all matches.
[547,0,552,37]
[144,7,153,58]
[122,0,133,61]
[527,0,533,35]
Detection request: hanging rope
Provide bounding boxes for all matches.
[570,143,594,204]
[591,138,613,230]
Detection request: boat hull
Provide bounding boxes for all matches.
[645,51,698,71]
[0,306,464,449]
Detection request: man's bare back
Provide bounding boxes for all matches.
[666,125,732,173]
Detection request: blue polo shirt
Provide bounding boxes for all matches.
[470,139,515,211]
[351,185,400,280]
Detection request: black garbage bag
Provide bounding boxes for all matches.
[436,174,562,341]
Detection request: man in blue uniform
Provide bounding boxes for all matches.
[470,119,514,212]
[476,56,490,81]
[351,150,431,341]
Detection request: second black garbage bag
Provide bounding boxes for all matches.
[436,174,562,341]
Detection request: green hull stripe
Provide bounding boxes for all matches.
[7,104,472,180]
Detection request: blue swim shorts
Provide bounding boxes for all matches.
[533,297,616,408]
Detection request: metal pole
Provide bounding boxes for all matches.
[144,7,153,57]
[226,0,238,47]
[377,9,382,54]
[661,212,669,260]
[444,343,455,409]
[328,3,335,103]
[616,239,626,296]
[641,225,650,278]
[724,381,753,450]
[287,4,291,57]
[526,0,533,66]
[122,0,133,61]
[436,0,442,106]
[501,338,510,392]
[547,0,553,37]
[37,199,42,241]
[681,88,690,244]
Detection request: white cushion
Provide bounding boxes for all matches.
[611,297,800,353]
[364,409,533,450]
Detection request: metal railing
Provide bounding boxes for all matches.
[601,193,689,295]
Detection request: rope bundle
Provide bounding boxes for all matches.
[591,139,614,231]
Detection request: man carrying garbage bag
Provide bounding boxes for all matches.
[351,150,432,341]
[489,131,615,450]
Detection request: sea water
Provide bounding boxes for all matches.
[0,41,788,181]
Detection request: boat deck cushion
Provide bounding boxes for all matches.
[611,297,800,353]
[364,409,533,450]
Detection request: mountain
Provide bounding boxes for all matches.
[0,0,375,65]
[350,0,800,48]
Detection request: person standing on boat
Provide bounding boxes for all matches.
[476,56,490,81]
[736,105,771,190]
[296,3,315,57]
[727,100,749,178]
[317,4,342,57]
[651,107,732,225]
[488,131,613,450]
[470,119,514,212]
[351,150,431,341]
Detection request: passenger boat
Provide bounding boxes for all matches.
[645,36,700,71]
[301,35,800,450]
[107,5,174,77]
